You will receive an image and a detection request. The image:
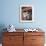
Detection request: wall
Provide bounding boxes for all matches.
[0,0,46,44]
[0,0,46,29]
[0,0,39,29]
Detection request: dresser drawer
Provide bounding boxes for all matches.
[32,44,44,46]
[24,32,44,36]
[3,43,23,46]
[24,36,32,46]
[3,35,23,44]
[3,32,23,36]
[32,36,45,44]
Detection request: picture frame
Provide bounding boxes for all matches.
[20,5,34,22]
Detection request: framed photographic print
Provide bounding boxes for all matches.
[20,5,34,22]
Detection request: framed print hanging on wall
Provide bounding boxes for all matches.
[20,5,34,22]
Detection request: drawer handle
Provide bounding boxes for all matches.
[9,38,12,40]
[32,39,36,40]
[9,38,13,40]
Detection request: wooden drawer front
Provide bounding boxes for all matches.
[24,36,32,46]
[3,36,23,45]
[3,32,23,36]
[3,43,23,46]
[24,32,44,36]
[32,44,44,46]
[3,36,9,44]
[32,36,45,44]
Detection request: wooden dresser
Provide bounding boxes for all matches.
[2,31,45,46]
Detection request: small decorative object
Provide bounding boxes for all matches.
[7,24,16,32]
[32,29,36,32]
[24,29,29,32]
[24,28,39,32]
[20,5,34,22]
